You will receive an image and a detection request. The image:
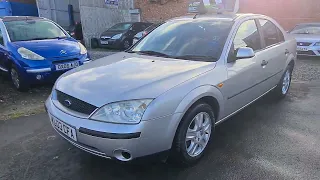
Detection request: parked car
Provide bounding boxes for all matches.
[290,23,320,56]
[0,16,90,91]
[132,23,163,44]
[46,13,296,164]
[99,22,152,49]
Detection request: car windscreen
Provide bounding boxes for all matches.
[291,25,320,35]
[131,20,234,62]
[4,20,67,42]
[108,23,132,31]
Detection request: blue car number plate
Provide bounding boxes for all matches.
[56,61,80,71]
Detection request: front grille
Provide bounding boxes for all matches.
[297,42,312,46]
[297,50,316,56]
[100,37,111,40]
[53,58,79,64]
[56,90,97,115]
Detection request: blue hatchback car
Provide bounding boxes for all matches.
[0,16,91,91]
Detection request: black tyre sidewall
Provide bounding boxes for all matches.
[172,103,215,165]
[10,65,28,92]
[274,65,293,98]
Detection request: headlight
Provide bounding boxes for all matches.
[314,42,320,46]
[90,99,153,124]
[111,33,122,40]
[18,47,44,60]
[78,42,87,55]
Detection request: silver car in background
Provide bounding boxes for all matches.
[46,13,296,165]
[290,23,320,56]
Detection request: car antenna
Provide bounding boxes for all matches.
[193,13,198,19]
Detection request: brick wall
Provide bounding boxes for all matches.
[135,0,320,30]
[239,0,320,30]
[134,0,188,22]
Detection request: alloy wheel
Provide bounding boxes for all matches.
[124,40,130,49]
[185,112,212,157]
[282,69,291,95]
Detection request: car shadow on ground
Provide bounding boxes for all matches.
[65,92,287,180]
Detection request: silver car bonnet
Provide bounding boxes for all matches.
[56,54,216,107]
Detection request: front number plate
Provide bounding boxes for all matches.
[101,41,109,45]
[297,47,308,51]
[55,61,80,71]
[51,116,77,141]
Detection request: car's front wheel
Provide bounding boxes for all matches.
[123,39,131,50]
[10,65,28,92]
[171,102,215,165]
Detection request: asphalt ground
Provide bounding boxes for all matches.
[0,57,320,180]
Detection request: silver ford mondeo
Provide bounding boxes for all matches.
[46,13,296,164]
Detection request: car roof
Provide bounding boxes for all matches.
[0,16,46,22]
[170,13,264,22]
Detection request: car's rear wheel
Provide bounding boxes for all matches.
[170,102,215,165]
[10,65,28,92]
[273,64,293,98]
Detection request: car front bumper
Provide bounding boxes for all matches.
[297,46,320,56]
[99,39,122,49]
[45,97,181,161]
[21,55,91,84]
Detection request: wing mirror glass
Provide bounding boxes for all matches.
[236,47,255,59]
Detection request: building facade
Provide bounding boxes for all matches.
[135,0,320,30]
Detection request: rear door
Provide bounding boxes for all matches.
[256,19,287,88]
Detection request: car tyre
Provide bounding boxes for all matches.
[122,39,131,50]
[273,64,293,98]
[10,65,28,92]
[91,38,99,49]
[170,102,215,166]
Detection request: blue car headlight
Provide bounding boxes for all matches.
[18,47,45,60]
[90,99,153,124]
[78,42,87,55]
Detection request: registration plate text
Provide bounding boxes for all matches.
[51,116,77,141]
[55,61,80,71]
[297,47,308,51]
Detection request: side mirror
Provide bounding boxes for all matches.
[236,47,255,59]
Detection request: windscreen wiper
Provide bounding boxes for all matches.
[134,50,172,58]
[173,55,217,62]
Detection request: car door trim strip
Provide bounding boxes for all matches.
[228,69,283,100]
[216,85,277,126]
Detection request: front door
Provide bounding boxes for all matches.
[0,25,7,72]
[222,19,266,118]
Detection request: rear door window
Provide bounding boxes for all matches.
[259,19,284,47]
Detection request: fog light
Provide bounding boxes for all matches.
[36,75,43,80]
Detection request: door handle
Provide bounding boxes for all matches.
[285,49,290,55]
[261,60,269,66]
